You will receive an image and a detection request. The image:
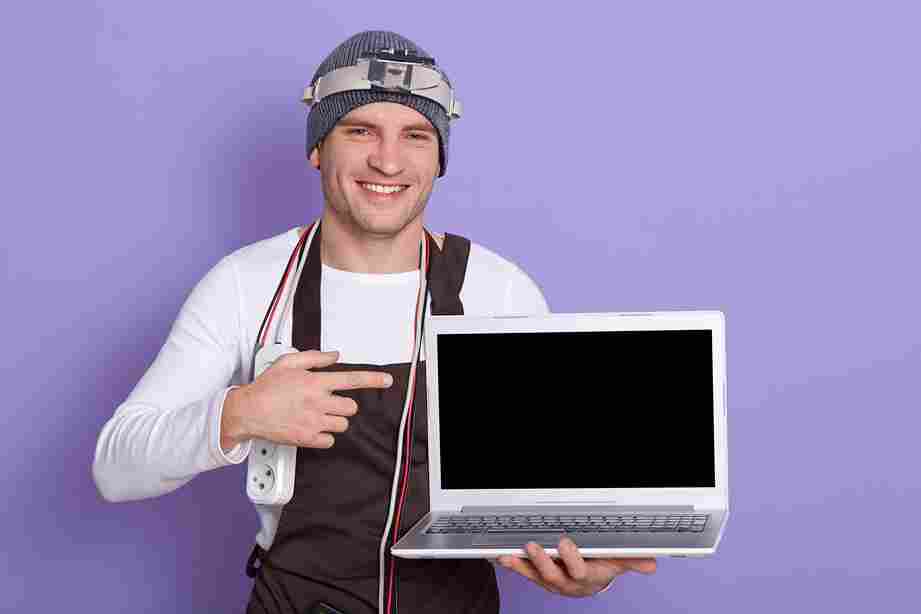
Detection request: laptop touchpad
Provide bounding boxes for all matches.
[473,533,566,547]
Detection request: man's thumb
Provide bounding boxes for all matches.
[283,349,340,370]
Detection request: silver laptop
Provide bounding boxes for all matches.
[392,311,729,559]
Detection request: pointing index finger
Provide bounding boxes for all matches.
[323,370,394,391]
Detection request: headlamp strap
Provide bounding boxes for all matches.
[302,48,462,119]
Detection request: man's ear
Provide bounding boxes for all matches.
[309,144,321,170]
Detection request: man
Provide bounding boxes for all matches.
[93,31,655,613]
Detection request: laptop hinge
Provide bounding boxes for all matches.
[460,505,696,514]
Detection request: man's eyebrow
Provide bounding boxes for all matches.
[337,119,374,128]
[403,122,437,135]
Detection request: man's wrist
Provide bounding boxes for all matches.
[220,385,251,452]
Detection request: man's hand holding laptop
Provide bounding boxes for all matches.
[497,538,657,597]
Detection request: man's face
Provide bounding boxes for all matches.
[310,102,441,238]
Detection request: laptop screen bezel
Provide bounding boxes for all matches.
[424,311,728,511]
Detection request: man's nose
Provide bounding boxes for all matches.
[367,136,404,175]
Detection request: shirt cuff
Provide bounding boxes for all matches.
[211,386,252,465]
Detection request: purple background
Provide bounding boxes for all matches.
[3,1,919,611]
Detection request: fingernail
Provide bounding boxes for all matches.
[384,374,393,386]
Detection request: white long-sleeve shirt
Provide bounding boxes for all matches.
[93,226,550,548]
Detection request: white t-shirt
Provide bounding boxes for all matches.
[92,226,550,548]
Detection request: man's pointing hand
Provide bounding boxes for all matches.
[221,350,393,451]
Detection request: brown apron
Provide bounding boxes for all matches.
[246,226,499,614]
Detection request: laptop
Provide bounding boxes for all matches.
[391,311,729,559]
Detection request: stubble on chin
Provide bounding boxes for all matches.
[330,185,432,239]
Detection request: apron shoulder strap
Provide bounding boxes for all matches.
[426,232,471,316]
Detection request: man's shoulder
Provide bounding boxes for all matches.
[465,239,529,279]
[225,226,300,274]
[450,235,550,315]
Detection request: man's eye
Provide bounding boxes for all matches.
[347,128,370,136]
[407,132,431,141]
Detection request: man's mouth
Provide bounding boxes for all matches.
[357,181,409,195]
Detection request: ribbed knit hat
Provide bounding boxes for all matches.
[306,31,453,177]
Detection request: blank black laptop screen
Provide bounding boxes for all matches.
[436,329,716,489]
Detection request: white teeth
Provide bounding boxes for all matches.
[360,182,407,194]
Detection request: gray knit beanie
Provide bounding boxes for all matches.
[305,31,453,177]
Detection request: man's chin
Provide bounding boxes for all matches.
[327,199,425,238]
[352,214,414,238]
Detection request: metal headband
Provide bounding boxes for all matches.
[302,49,462,120]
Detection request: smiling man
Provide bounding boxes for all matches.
[93,31,654,614]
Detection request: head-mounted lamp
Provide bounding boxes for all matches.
[302,48,462,120]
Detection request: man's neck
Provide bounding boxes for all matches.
[318,210,426,274]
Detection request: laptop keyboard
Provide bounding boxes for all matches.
[426,514,709,534]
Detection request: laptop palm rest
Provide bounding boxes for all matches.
[473,533,567,547]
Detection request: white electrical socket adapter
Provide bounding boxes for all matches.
[245,343,299,505]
